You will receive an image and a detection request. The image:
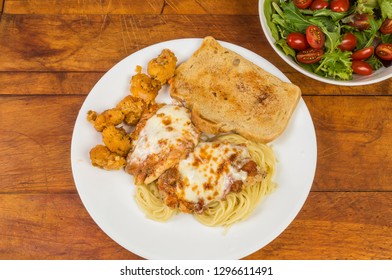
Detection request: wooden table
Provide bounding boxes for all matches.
[0,0,391,260]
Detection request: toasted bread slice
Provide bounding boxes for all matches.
[170,36,301,143]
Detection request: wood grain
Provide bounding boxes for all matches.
[0,14,390,95]
[0,192,390,259]
[1,95,392,194]
[309,96,392,191]
[0,14,265,72]
[3,0,259,15]
[0,72,103,95]
[247,192,392,260]
[0,96,80,194]
[0,193,143,259]
[1,0,392,261]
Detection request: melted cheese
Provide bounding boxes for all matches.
[130,104,199,163]
[176,142,250,204]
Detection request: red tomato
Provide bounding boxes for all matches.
[287,32,309,51]
[338,33,357,51]
[380,19,392,35]
[352,61,373,75]
[297,48,324,64]
[293,0,313,9]
[306,25,325,49]
[351,46,374,61]
[348,14,371,30]
[310,0,329,10]
[376,43,392,61]
[330,0,350,12]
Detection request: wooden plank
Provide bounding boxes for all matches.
[0,192,390,259]
[0,0,4,13]
[0,14,266,72]
[247,192,392,260]
[0,14,390,95]
[1,95,392,193]
[3,0,259,15]
[162,0,258,15]
[0,193,142,259]
[4,0,164,14]
[0,96,81,194]
[0,71,390,96]
[0,72,104,95]
[307,96,392,191]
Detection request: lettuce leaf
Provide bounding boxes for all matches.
[316,50,353,80]
[378,0,392,19]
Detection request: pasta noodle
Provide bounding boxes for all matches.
[134,133,276,227]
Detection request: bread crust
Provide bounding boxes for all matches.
[170,36,301,143]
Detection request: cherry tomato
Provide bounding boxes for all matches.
[338,33,357,52]
[352,61,372,75]
[287,32,309,51]
[297,48,324,64]
[375,43,392,61]
[351,46,374,61]
[306,25,325,49]
[330,0,350,12]
[380,18,392,35]
[293,0,313,9]
[348,14,371,30]
[310,0,329,10]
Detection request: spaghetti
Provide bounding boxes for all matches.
[134,133,276,227]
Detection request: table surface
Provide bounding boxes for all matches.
[1,0,391,260]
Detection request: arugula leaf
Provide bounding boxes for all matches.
[319,25,342,53]
[272,1,312,33]
[312,8,351,22]
[366,55,383,70]
[354,17,383,49]
[381,33,392,44]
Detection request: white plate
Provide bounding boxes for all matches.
[71,38,317,260]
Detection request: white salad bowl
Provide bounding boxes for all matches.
[259,0,392,86]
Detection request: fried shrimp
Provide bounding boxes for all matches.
[102,125,132,157]
[147,49,177,85]
[87,108,124,132]
[89,145,126,170]
[130,73,161,104]
[116,95,146,126]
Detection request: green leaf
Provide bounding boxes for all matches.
[378,0,392,19]
[264,0,280,41]
[315,50,353,80]
[353,17,383,49]
[381,33,392,44]
[366,55,384,71]
[319,25,342,53]
[275,38,296,58]
[356,0,379,15]
[312,8,351,22]
[277,1,312,33]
